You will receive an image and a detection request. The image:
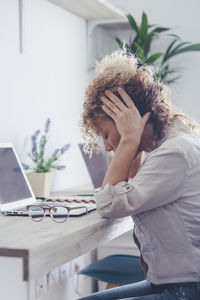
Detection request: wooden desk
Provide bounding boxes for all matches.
[0,210,133,299]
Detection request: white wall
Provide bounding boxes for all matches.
[110,0,200,122]
[0,0,92,191]
[2,0,199,191]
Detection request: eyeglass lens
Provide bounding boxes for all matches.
[50,206,69,223]
[28,205,44,222]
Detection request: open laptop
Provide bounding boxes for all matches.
[0,143,95,217]
[78,143,108,193]
[48,143,108,210]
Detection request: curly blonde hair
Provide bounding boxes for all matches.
[80,51,200,149]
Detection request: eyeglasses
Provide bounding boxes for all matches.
[26,204,88,223]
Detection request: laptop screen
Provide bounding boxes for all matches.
[78,144,108,190]
[0,145,35,210]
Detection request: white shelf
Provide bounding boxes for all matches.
[87,19,131,70]
[47,0,126,20]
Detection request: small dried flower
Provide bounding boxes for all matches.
[31,130,40,158]
[44,118,51,134]
[60,144,70,155]
[52,149,60,157]
[56,165,66,170]
[23,118,70,173]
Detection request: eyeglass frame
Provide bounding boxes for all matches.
[26,204,88,223]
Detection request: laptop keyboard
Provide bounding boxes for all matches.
[14,207,27,211]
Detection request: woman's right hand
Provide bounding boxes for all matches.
[101,88,151,146]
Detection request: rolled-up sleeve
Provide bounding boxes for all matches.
[96,140,188,218]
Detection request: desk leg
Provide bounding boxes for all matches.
[91,249,98,293]
[0,256,29,300]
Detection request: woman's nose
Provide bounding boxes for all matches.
[104,141,113,152]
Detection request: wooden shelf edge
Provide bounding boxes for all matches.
[47,0,126,20]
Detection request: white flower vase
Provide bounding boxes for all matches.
[26,172,54,198]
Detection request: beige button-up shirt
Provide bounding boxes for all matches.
[96,124,200,284]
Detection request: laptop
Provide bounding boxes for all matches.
[78,143,108,193]
[0,143,95,217]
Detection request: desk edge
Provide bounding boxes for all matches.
[0,248,29,281]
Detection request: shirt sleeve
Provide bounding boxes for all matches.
[96,140,188,218]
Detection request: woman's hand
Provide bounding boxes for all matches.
[101,88,150,187]
[101,88,151,145]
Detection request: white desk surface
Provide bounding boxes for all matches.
[0,210,133,281]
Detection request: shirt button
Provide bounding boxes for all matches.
[126,185,132,191]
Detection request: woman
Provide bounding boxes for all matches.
[79,51,200,299]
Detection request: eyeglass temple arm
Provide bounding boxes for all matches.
[69,206,88,215]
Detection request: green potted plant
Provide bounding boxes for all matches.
[115,12,200,84]
[23,119,70,198]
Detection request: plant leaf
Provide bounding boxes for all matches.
[162,39,178,64]
[114,37,124,49]
[148,24,155,28]
[167,33,181,39]
[131,35,139,50]
[134,42,144,61]
[164,43,200,62]
[139,12,148,44]
[146,53,164,64]
[127,14,139,34]
[172,41,191,51]
[151,26,171,33]
[171,43,200,56]
[163,42,191,63]
[165,75,182,85]
[143,32,156,57]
